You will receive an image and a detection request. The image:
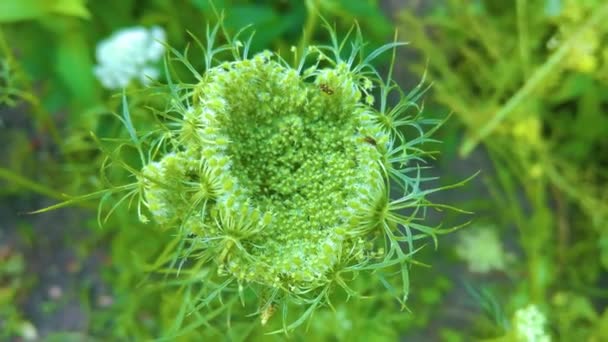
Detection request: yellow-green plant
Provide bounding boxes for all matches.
[83,20,468,335]
[399,0,608,339]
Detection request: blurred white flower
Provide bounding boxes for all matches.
[94,26,166,90]
[455,226,511,273]
[513,305,551,342]
[19,321,38,341]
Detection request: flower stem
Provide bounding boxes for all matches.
[460,3,608,156]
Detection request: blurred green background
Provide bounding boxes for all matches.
[1,0,607,340]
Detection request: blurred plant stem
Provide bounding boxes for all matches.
[0,166,66,200]
[551,184,569,276]
[0,28,64,151]
[516,0,530,77]
[460,2,608,156]
[488,148,552,303]
[300,0,319,58]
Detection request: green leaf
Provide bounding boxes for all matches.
[224,5,290,51]
[544,0,562,17]
[0,0,90,22]
[52,24,99,110]
[190,0,226,13]
[600,235,608,270]
[334,0,392,37]
[53,0,89,18]
[120,91,146,166]
[336,0,382,17]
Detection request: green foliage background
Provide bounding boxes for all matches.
[0,0,607,341]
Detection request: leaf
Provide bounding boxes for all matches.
[120,91,146,166]
[336,0,383,17]
[190,0,226,13]
[0,0,90,22]
[224,5,292,51]
[544,0,562,18]
[0,167,67,201]
[334,0,392,37]
[53,25,99,110]
[53,0,89,18]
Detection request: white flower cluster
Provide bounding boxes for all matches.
[514,305,551,342]
[94,26,166,90]
[455,226,511,273]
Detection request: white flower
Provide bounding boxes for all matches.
[94,26,166,90]
[514,305,551,342]
[19,321,38,341]
[455,226,510,273]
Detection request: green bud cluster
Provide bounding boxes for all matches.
[128,22,454,330]
[143,51,387,288]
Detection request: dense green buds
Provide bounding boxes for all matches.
[143,51,387,289]
[128,22,452,330]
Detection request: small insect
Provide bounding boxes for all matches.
[260,303,277,325]
[363,136,377,146]
[319,83,334,95]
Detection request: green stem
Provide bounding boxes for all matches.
[299,0,319,58]
[0,28,64,152]
[460,3,608,156]
[516,0,530,77]
[529,179,548,302]
[0,167,66,200]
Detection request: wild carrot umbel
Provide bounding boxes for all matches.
[93,19,468,332]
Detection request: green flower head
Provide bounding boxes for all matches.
[116,20,461,331]
[144,49,390,285]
